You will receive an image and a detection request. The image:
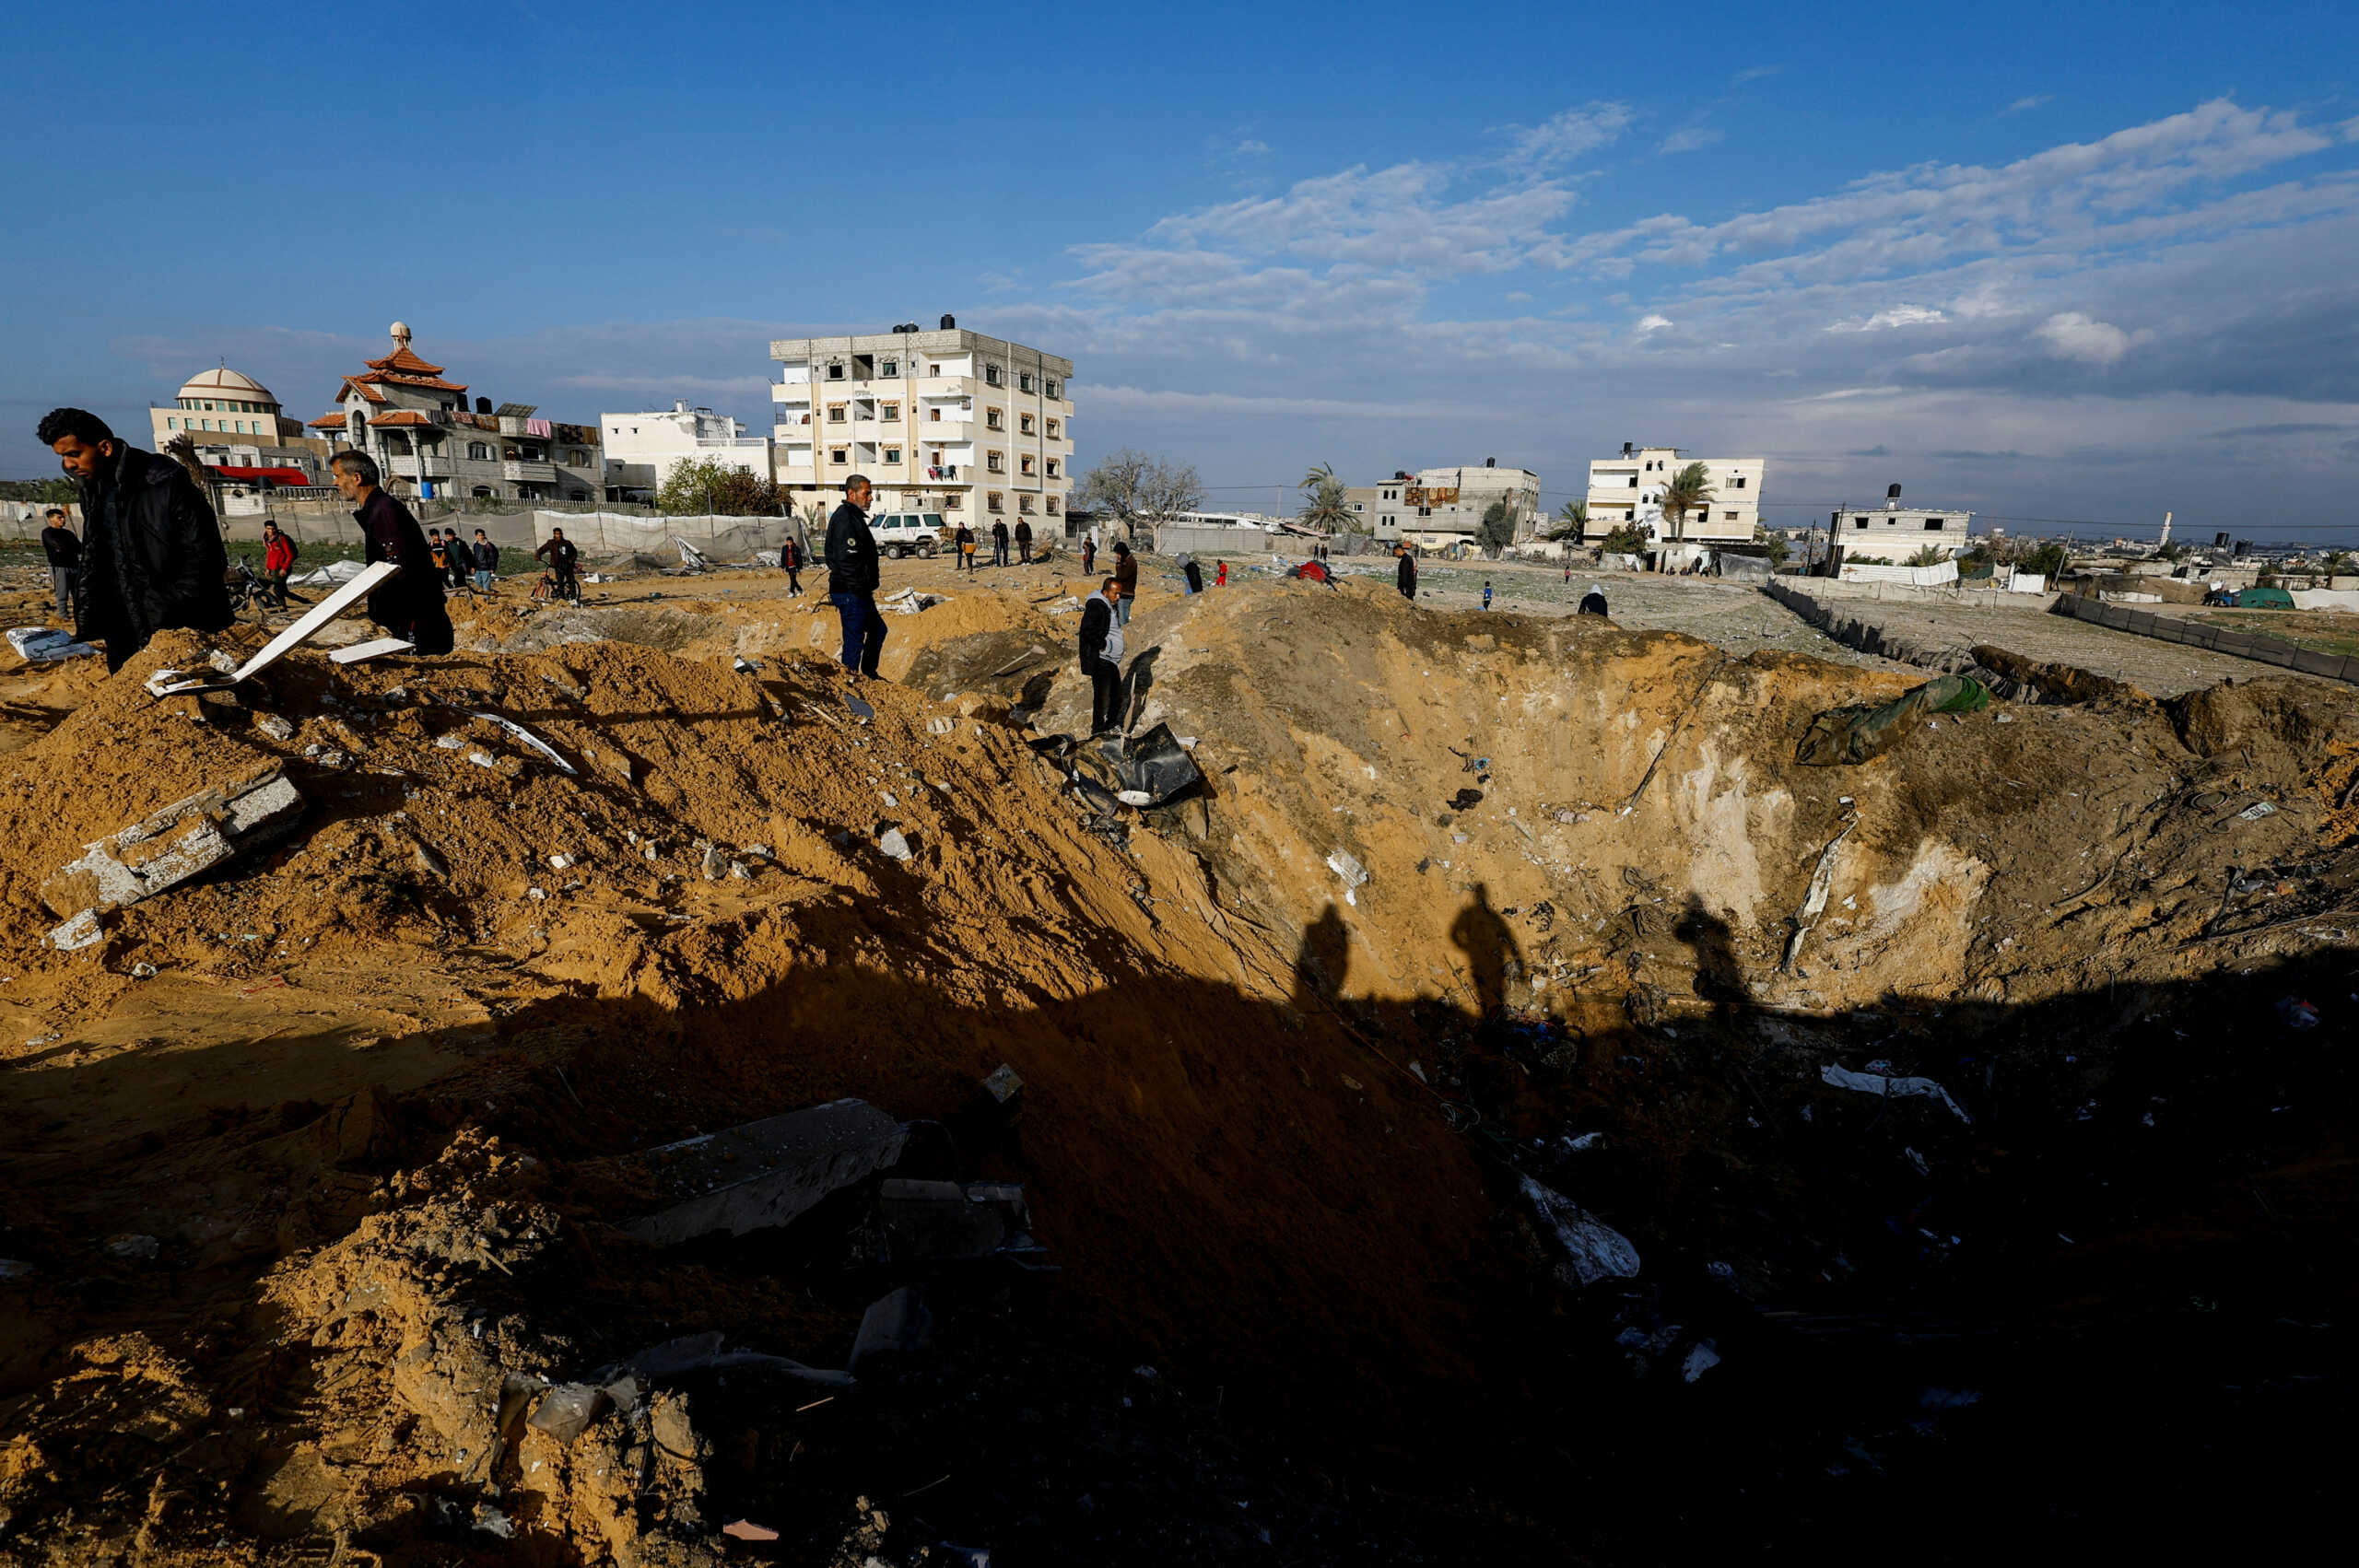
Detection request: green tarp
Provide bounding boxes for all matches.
[2231,587,2294,609]
[1796,673,1991,766]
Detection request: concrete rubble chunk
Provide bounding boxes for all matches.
[621,1097,910,1245]
[980,1063,1024,1106]
[1519,1176,1640,1289]
[48,909,102,951]
[41,766,304,918]
[526,1382,611,1445]
[872,1178,1037,1263]
[256,714,296,742]
[329,638,417,665]
[1326,849,1368,889]
[850,1286,934,1372]
[878,828,914,862]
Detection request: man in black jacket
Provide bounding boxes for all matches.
[1077,576,1126,736]
[39,507,80,617]
[826,474,886,676]
[39,407,231,672]
[469,529,499,593]
[534,528,581,603]
[331,451,455,654]
[1394,544,1417,601]
[991,516,1009,568]
[1014,515,1033,565]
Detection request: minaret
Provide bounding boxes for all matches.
[2158,510,2172,548]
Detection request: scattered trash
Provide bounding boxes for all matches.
[1326,848,1369,890]
[471,1504,514,1539]
[1565,1131,1605,1153]
[1819,1063,1971,1123]
[846,693,876,720]
[618,1098,911,1245]
[6,626,99,662]
[1110,723,1204,808]
[526,1383,612,1445]
[1519,1176,1641,1289]
[1680,1340,1721,1382]
[733,655,759,674]
[466,711,577,776]
[327,637,416,666]
[722,1520,782,1543]
[1449,788,1483,810]
[1796,674,1991,766]
[878,828,915,861]
[980,1063,1025,1107]
[673,536,712,571]
[41,766,304,918]
[2237,801,2280,821]
[881,587,946,614]
[2277,996,2319,1029]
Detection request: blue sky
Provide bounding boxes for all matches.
[6,0,2359,538]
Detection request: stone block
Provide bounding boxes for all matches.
[41,766,303,917]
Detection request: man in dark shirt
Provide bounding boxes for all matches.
[38,407,231,672]
[1578,583,1610,616]
[1077,576,1126,736]
[39,507,80,617]
[330,451,454,654]
[991,517,1009,568]
[470,529,499,593]
[534,529,580,603]
[1394,544,1417,601]
[825,474,886,677]
[1014,514,1033,565]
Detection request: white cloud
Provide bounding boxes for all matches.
[1827,304,1947,333]
[1507,102,1635,170]
[1081,383,1498,419]
[1660,126,1725,156]
[2032,310,2147,365]
[2005,94,2053,114]
[1236,139,1270,157]
[1636,313,1674,333]
[1733,64,1783,85]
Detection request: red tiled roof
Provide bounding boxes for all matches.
[365,344,447,376]
[369,411,435,427]
[310,412,347,429]
[351,369,470,392]
[340,378,389,404]
[213,465,316,486]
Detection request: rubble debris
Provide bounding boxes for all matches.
[328,637,417,665]
[47,908,102,951]
[878,828,915,861]
[1819,1063,1971,1122]
[1781,822,1856,973]
[466,711,577,776]
[846,692,876,720]
[928,715,957,734]
[1795,673,1992,766]
[619,1098,910,1245]
[1111,722,1203,808]
[722,1520,782,1542]
[1681,1341,1722,1382]
[1519,1176,1641,1289]
[41,765,303,917]
[6,626,99,662]
[733,655,759,674]
[149,561,398,696]
[255,713,296,742]
[883,587,947,614]
[525,1383,611,1445]
[673,536,712,571]
[849,1285,934,1371]
[1327,848,1369,890]
[864,1178,1040,1264]
[586,1329,851,1390]
[980,1063,1025,1107]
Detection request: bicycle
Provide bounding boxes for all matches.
[532,570,582,606]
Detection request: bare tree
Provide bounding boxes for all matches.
[1078,448,1204,539]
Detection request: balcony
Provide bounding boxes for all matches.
[388,455,451,481]
[503,461,557,483]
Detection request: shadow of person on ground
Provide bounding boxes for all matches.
[1449,882,1523,1016]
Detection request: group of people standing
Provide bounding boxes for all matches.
[31,405,598,672]
[946,516,1037,573]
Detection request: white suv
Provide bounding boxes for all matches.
[872,512,945,559]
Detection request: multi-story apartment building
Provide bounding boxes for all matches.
[1344,462,1541,547]
[1827,488,1976,565]
[1583,444,1765,544]
[769,319,1074,529]
[600,402,772,502]
[150,366,333,485]
[308,322,604,502]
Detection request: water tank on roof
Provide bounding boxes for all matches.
[475,396,491,415]
[940,313,956,330]
[1887,482,1904,501]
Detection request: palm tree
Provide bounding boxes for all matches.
[1656,461,1715,540]
[1298,461,1356,532]
[1546,499,1588,541]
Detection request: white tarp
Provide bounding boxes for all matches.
[1838,559,1960,587]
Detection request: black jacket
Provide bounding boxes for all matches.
[826,501,879,595]
[1079,593,1113,664]
[992,521,1008,543]
[535,537,580,572]
[41,524,81,568]
[71,444,231,661]
[1397,553,1417,594]
[1014,520,1032,542]
[472,539,499,571]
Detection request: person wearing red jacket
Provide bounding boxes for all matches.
[260,520,299,609]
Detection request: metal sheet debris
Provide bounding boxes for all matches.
[329,638,417,665]
[1819,1063,1972,1122]
[620,1098,910,1245]
[41,766,304,917]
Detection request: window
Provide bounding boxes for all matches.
[986,407,1003,429]
[1734,475,1747,489]
[1046,418,1061,439]
[1019,372,1034,392]
[831,448,849,464]
[1628,476,1638,488]
[1019,414,1035,435]
[1044,379,1059,399]
[929,363,942,376]
[1853,517,1868,529]
[570,450,590,465]
[985,365,1003,387]
[1045,496,1060,514]
[1019,495,1035,513]
[1046,458,1061,478]
[1724,510,1738,521]
[882,403,900,422]
[468,441,490,461]
[987,451,1004,472]
[828,404,847,422]
[929,406,942,422]
[987,491,1003,512]
[945,491,963,509]
[1923,518,1946,531]
[165,416,177,429]
[827,361,845,380]
[880,358,898,378]
[884,447,901,463]
[1020,454,1036,475]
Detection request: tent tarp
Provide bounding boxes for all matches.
[1796,673,1991,766]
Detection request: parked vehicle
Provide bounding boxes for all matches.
[873,512,945,559]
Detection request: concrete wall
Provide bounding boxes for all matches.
[2048,592,2359,686]
[1154,524,1272,556]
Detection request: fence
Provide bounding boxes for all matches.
[2049,592,2359,686]
[220,509,811,559]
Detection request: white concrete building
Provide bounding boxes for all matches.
[769,320,1074,529]
[150,366,332,486]
[1344,462,1541,546]
[600,402,772,502]
[1583,444,1765,544]
[1827,490,1976,566]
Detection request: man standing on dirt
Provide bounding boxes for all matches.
[38,406,231,673]
[956,520,977,574]
[330,451,454,655]
[1395,544,1416,602]
[447,529,474,591]
[470,529,499,593]
[1111,539,1138,626]
[1078,576,1125,736]
[39,506,79,617]
[1082,536,1096,575]
[780,533,804,595]
[991,516,1009,568]
[535,528,580,603]
[827,473,886,678]
[260,520,298,609]
[1482,579,1493,611]
[1015,514,1033,565]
